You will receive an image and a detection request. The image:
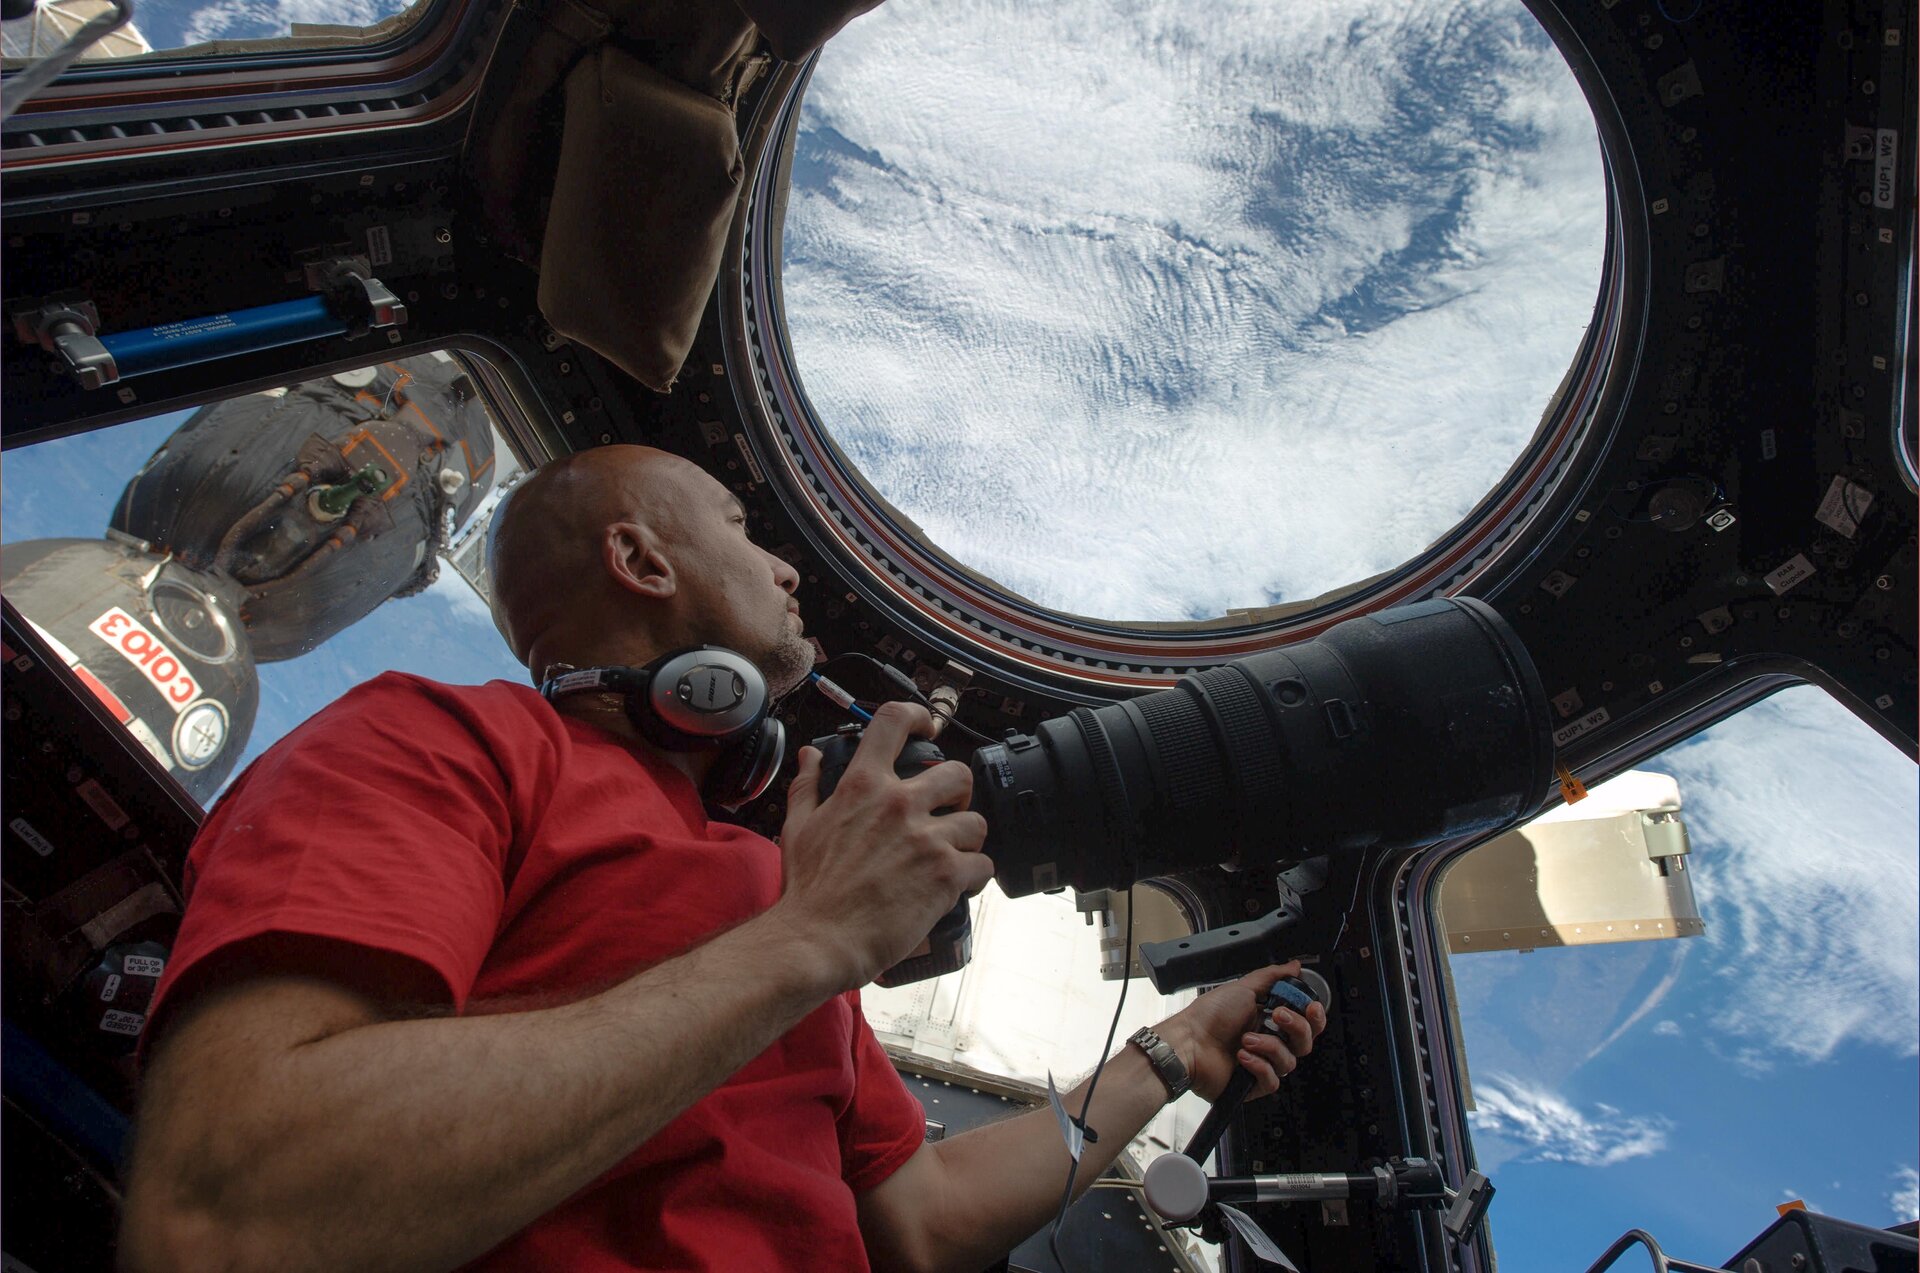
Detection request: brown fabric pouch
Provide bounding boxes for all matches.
[537,43,746,392]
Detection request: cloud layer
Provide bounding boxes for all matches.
[1892,1166,1919,1224]
[1663,689,1920,1065]
[1468,1073,1671,1167]
[786,0,1605,619]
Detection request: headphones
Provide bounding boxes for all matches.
[540,647,786,812]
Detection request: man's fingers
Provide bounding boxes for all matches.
[1240,960,1302,1003]
[849,701,936,775]
[1238,1033,1293,1098]
[937,810,989,853]
[785,746,822,819]
[1269,1005,1315,1059]
[908,758,974,812]
[951,850,996,898]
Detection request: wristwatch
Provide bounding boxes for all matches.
[1128,1026,1191,1102]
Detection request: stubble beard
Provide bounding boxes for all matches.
[758,623,814,698]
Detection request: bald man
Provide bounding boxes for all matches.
[120,446,1326,1273]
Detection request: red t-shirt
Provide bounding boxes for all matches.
[148,672,928,1271]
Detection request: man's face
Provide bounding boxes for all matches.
[659,468,813,696]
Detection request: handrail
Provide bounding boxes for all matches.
[1581,1228,1731,1273]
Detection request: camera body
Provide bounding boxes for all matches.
[812,729,975,987]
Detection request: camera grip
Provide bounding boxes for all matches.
[812,730,975,987]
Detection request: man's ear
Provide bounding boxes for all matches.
[604,521,677,599]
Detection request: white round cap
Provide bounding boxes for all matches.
[1142,1153,1210,1223]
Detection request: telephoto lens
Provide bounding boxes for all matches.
[970,597,1553,896]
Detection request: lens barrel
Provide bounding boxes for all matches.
[971,597,1553,897]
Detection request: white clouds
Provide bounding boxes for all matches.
[1467,1073,1670,1167]
[1662,688,1919,1065]
[1891,1167,1920,1223]
[1652,1020,1682,1037]
[178,0,398,45]
[786,0,1605,620]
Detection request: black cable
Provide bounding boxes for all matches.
[1047,885,1136,1273]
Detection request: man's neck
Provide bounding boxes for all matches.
[547,693,713,790]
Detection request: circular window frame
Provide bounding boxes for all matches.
[723,8,1642,697]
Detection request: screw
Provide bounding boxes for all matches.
[558,361,572,375]
[1876,575,1891,590]
[599,432,612,444]
[1246,898,1263,915]
[440,282,459,299]
[436,227,452,244]
[588,397,603,411]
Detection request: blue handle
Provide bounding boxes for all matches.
[100,296,347,380]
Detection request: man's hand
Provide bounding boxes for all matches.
[1156,961,1329,1102]
[773,701,992,992]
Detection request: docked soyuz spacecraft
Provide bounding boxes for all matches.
[1,353,496,799]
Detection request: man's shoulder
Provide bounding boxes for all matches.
[333,671,543,719]
[285,672,556,755]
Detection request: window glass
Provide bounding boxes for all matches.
[0,353,528,806]
[782,0,1606,622]
[2,0,425,68]
[1441,688,1919,1267]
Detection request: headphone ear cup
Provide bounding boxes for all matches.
[705,720,786,813]
[638,648,770,750]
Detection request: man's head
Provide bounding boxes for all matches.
[488,445,811,695]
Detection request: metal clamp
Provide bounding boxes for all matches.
[10,291,118,389]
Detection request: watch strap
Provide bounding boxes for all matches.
[1128,1026,1191,1102]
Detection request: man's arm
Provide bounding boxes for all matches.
[121,703,994,1273]
[855,964,1328,1273]
[121,911,855,1273]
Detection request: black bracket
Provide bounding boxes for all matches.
[1138,857,1329,993]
